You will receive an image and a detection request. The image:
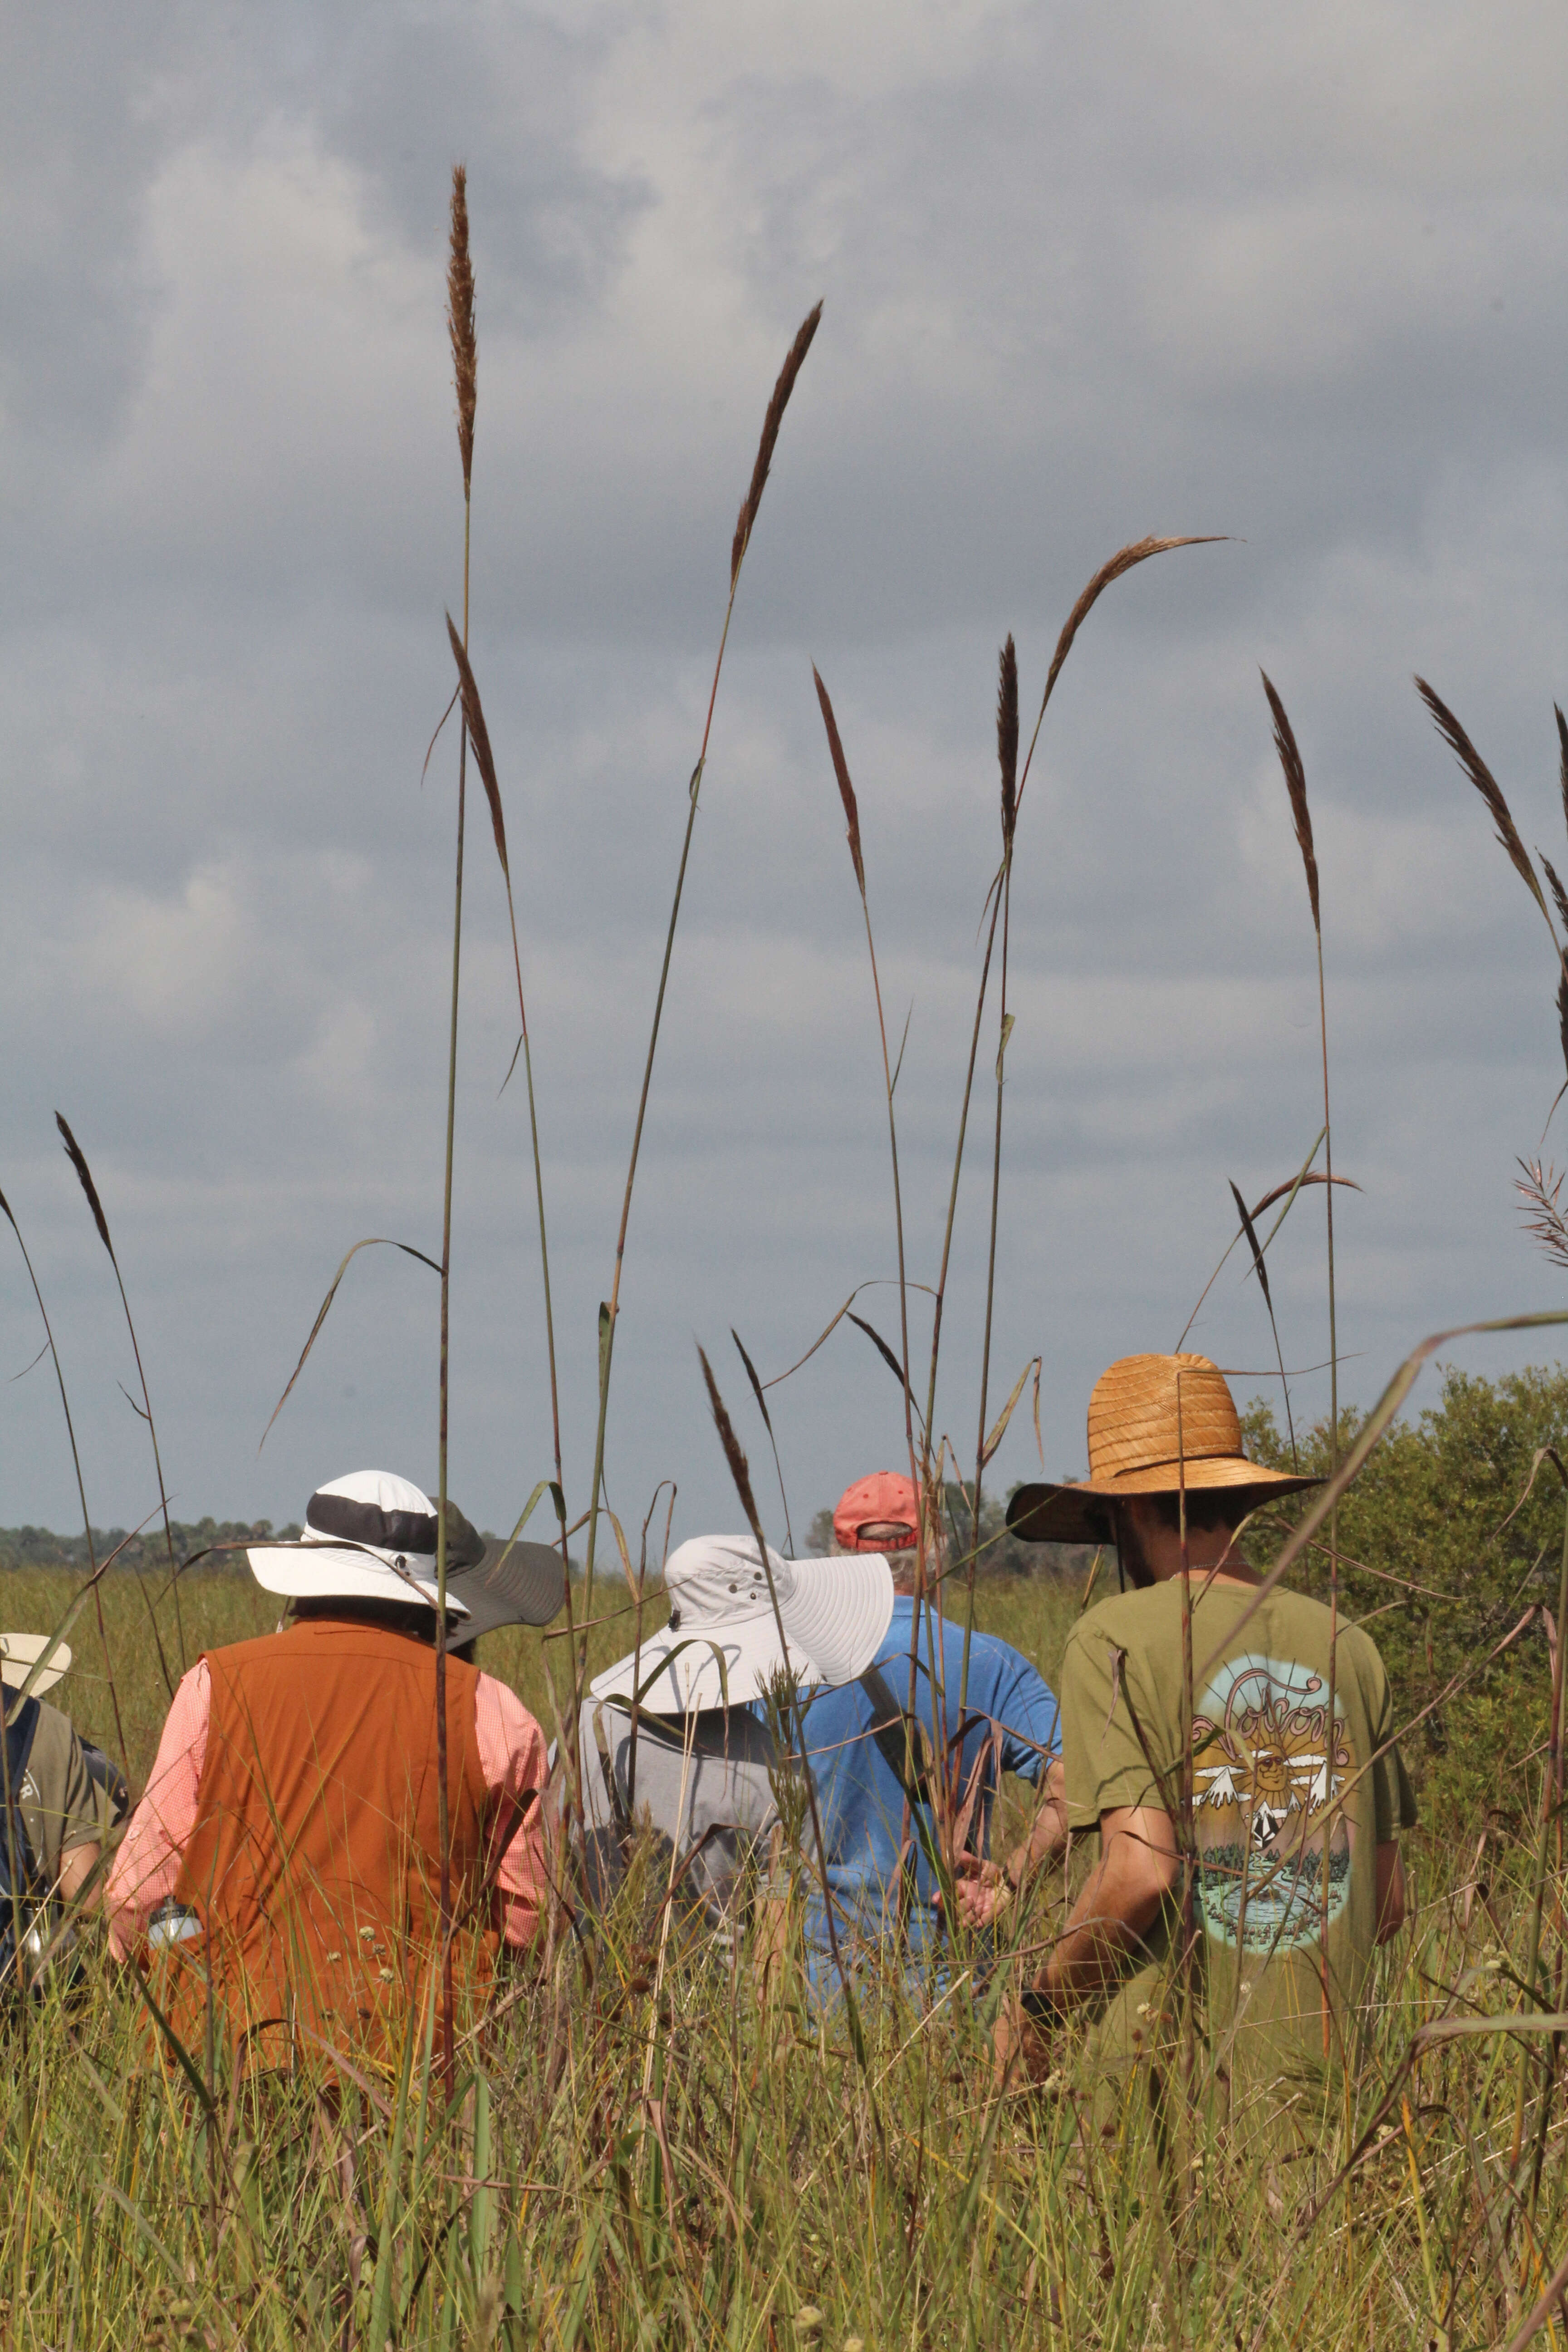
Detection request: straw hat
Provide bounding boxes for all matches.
[590,1534,894,1713]
[1006,1352,1319,1546]
[247,1470,484,1614]
[0,1633,72,1697]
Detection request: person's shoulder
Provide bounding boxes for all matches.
[23,1695,79,1758]
[1070,1585,1175,1653]
[204,1628,281,1673]
[963,1618,1049,1677]
[475,1670,544,1733]
[1320,1611,1390,1690]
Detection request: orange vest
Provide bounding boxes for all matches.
[161,1619,496,2073]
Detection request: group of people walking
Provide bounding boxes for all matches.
[2,1348,1416,2109]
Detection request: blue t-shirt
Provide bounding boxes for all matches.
[794,1595,1059,1977]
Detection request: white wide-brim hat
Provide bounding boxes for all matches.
[0,1633,73,1697]
[247,1470,479,1616]
[590,1534,894,1712]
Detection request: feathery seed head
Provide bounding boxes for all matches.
[731,302,823,588]
[1416,675,1551,930]
[997,635,1018,850]
[448,165,477,496]
[1260,671,1320,936]
[813,665,865,899]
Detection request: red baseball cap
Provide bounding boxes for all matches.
[833,1472,920,1553]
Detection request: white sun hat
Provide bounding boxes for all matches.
[246,1470,480,1615]
[589,1534,894,1712]
[0,1633,73,1696]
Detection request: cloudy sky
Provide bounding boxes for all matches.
[2,0,1566,1554]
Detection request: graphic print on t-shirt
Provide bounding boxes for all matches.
[1190,1653,1353,1954]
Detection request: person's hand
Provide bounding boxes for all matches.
[993,1993,1055,2093]
[941,1856,1011,1931]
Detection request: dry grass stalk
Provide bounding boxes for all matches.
[1261,670,1319,935]
[1035,535,1224,730]
[55,1113,184,1684]
[448,167,477,497]
[813,666,864,896]
[445,614,507,876]
[731,303,823,587]
[731,1326,794,1555]
[1249,1169,1359,1219]
[997,634,1018,849]
[577,302,823,1800]
[696,1343,882,2114]
[1540,856,1568,941]
[1517,1159,1568,1274]
[1416,676,1553,932]
[0,1182,127,1763]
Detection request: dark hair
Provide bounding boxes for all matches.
[1137,1489,1250,1537]
[290,1597,475,1659]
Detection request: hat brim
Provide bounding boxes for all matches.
[591,1613,823,1712]
[246,1544,472,1615]
[445,1540,567,1636]
[1007,1458,1322,1546]
[591,1549,894,1712]
[0,1634,72,1696]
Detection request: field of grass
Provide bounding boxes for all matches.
[3,1560,1566,2349]
[9,166,1568,2351]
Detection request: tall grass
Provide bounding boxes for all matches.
[4,1570,1568,2348]
[9,172,1568,2352]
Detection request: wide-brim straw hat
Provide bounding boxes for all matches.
[590,1534,894,1713]
[444,1539,567,1636]
[0,1633,72,1697]
[1007,1352,1321,1547]
[248,1470,483,1615]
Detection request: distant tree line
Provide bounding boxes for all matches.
[0,1519,301,1574]
[1245,1363,1568,1810]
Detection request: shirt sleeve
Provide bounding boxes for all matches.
[52,1721,102,1859]
[985,1643,1061,1784]
[12,1706,101,1884]
[474,1673,549,1950]
[1367,1649,1420,1842]
[104,1660,210,1961]
[1060,1620,1167,1831]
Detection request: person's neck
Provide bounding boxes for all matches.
[1152,1556,1259,1590]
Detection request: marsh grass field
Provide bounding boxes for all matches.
[4,1554,1568,2349]
[9,166,1568,2352]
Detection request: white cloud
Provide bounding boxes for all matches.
[0,0,1565,1546]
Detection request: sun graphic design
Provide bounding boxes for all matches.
[1189,1654,1354,1953]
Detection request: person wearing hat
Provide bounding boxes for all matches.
[794,1472,1066,1986]
[577,1533,895,1945]
[105,1470,562,2068]
[1,1635,111,1987]
[999,1352,1417,2102]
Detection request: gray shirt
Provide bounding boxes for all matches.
[576,1699,779,1936]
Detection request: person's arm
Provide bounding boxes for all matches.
[57,1839,102,1913]
[951,1761,1069,1929]
[104,1661,210,1962]
[474,1674,549,1951]
[1375,1840,1406,1944]
[1033,1803,1178,1999]
[995,1803,1178,2086]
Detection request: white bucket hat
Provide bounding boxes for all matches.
[0,1633,73,1696]
[247,1470,480,1616]
[590,1534,894,1712]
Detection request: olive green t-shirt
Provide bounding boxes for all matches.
[1059,1580,1418,2087]
[3,1694,102,1889]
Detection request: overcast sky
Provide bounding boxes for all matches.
[2,0,1566,1554]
